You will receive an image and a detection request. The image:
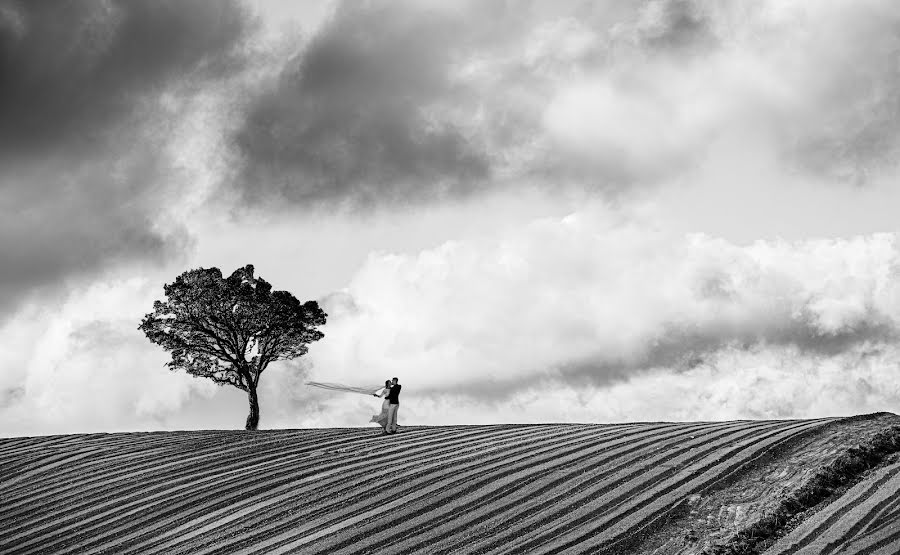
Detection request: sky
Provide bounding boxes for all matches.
[2,0,900,437]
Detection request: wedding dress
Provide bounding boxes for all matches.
[370,394,390,428]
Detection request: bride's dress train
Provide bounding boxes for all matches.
[370,399,389,428]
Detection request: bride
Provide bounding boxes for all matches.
[370,380,392,433]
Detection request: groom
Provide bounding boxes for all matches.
[385,377,401,434]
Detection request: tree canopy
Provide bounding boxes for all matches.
[139,264,327,430]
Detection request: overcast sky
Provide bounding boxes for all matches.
[2,0,900,436]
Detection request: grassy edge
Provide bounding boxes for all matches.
[704,418,900,555]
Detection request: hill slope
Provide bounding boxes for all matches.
[764,457,900,555]
[1,414,898,554]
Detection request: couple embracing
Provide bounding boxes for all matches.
[371,377,401,434]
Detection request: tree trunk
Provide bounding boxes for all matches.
[245,386,260,431]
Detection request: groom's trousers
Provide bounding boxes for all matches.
[386,403,399,432]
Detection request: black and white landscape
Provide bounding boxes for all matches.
[3,0,899,436]
[2,2,900,552]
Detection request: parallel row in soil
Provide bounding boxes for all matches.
[0,418,843,555]
[628,412,900,555]
[764,457,900,555]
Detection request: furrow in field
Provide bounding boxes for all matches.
[871,539,900,555]
[186,425,638,555]
[0,432,244,497]
[347,422,739,555]
[489,419,827,555]
[764,463,900,555]
[113,426,513,554]
[564,418,832,555]
[0,435,72,459]
[0,433,154,475]
[461,420,791,555]
[160,426,623,553]
[1,431,244,504]
[839,515,900,555]
[0,433,109,457]
[239,424,727,555]
[834,523,900,555]
[0,429,327,528]
[547,419,829,554]
[824,474,900,553]
[5,427,455,554]
[0,427,358,523]
[864,495,900,534]
[204,424,661,555]
[0,447,117,490]
[764,460,900,555]
[3,417,883,555]
[0,435,46,451]
[11,427,377,510]
[47,425,550,555]
[134,424,619,555]
[401,421,753,555]
[1,430,226,466]
[1,430,248,498]
[119,425,554,555]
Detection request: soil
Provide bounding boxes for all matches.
[635,413,900,555]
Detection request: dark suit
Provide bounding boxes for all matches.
[386,384,401,432]
[387,384,401,404]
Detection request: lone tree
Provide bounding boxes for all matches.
[139,264,326,430]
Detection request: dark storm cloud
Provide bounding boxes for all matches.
[0,0,248,158]
[0,0,254,318]
[229,0,900,211]
[0,154,187,315]
[228,0,737,210]
[637,0,718,54]
[233,1,491,209]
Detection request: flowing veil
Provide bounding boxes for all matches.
[305,381,384,396]
[306,381,389,427]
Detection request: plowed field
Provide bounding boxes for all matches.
[764,458,900,555]
[2,414,898,554]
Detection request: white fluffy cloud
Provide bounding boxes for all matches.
[540,0,900,184]
[305,208,900,422]
[0,273,231,436]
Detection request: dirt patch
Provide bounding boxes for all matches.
[637,413,900,555]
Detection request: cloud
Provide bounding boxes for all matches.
[761,1,900,183]
[0,0,249,158]
[0,152,189,317]
[6,1,900,434]
[307,209,900,408]
[0,0,254,319]
[232,0,491,209]
[230,0,621,209]
[289,319,900,430]
[543,0,900,185]
[0,275,234,436]
[231,0,900,210]
[5,206,899,435]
